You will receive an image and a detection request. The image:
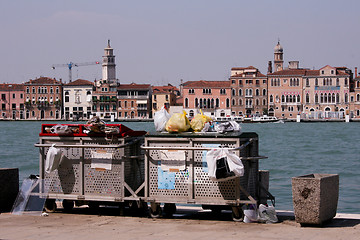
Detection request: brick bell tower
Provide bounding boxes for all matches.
[274,40,284,72]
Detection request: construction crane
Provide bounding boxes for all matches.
[51,61,100,82]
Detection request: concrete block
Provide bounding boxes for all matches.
[292,173,339,225]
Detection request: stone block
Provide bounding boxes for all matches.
[292,173,339,225]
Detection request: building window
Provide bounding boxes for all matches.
[1,94,5,100]
[226,98,230,108]
[65,92,69,102]
[306,93,309,103]
[262,89,266,96]
[216,98,219,108]
[56,87,59,94]
[270,95,273,103]
[239,89,242,96]
[185,98,189,108]
[26,87,30,93]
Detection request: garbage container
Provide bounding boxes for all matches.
[292,173,339,225]
[35,124,146,213]
[143,132,273,221]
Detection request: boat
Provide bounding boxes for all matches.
[251,115,282,123]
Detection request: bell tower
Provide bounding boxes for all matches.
[274,40,284,72]
[102,39,117,85]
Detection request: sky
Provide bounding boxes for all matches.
[1,0,360,86]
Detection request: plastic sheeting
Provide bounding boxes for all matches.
[11,176,49,216]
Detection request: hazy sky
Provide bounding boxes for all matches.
[1,0,360,86]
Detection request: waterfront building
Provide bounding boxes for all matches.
[0,84,24,119]
[63,79,94,120]
[92,40,119,120]
[117,83,151,119]
[182,80,231,118]
[349,68,360,118]
[24,77,62,120]
[229,66,267,117]
[151,84,180,113]
[302,66,351,120]
[267,67,305,119]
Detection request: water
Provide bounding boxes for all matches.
[0,121,359,213]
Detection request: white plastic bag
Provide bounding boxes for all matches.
[45,144,63,173]
[154,107,171,132]
[206,148,244,181]
[257,204,278,223]
[50,124,72,135]
[214,121,241,134]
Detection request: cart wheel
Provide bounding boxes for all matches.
[149,203,162,218]
[44,199,57,213]
[232,207,244,222]
[62,200,74,212]
[163,203,176,217]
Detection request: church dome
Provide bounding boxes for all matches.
[274,41,283,53]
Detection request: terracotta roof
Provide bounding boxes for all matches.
[231,72,266,78]
[336,70,349,76]
[183,80,230,88]
[152,85,179,94]
[24,77,61,85]
[0,84,24,91]
[117,83,151,90]
[304,70,320,76]
[65,79,94,86]
[268,69,307,76]
[231,66,257,70]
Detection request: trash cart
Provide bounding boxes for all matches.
[35,124,147,214]
[142,132,274,221]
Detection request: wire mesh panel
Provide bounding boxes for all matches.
[43,140,82,195]
[147,141,191,201]
[39,136,144,202]
[144,132,261,206]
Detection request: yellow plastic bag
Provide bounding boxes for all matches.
[190,110,213,132]
[165,111,190,133]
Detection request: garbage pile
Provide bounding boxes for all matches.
[154,108,241,134]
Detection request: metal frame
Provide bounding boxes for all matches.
[35,136,145,203]
[142,133,269,212]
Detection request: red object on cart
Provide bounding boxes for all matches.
[40,124,147,138]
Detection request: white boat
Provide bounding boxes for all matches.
[251,115,281,123]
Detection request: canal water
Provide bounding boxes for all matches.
[1,121,359,213]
